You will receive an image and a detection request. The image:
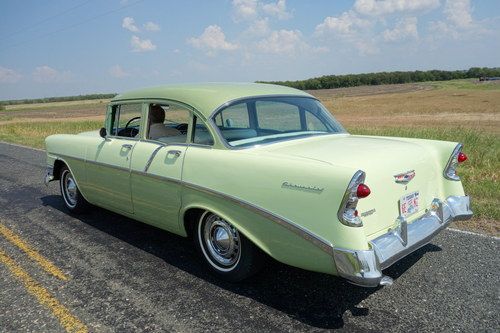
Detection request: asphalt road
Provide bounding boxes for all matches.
[0,142,498,333]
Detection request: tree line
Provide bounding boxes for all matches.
[258,67,500,90]
[0,93,117,106]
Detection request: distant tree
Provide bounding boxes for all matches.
[260,67,500,90]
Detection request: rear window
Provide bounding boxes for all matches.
[212,96,346,147]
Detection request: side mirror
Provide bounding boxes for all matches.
[99,127,107,138]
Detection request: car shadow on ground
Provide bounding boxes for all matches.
[42,195,441,330]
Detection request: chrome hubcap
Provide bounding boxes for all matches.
[62,170,77,207]
[202,213,241,268]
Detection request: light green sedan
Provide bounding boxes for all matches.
[44,83,472,287]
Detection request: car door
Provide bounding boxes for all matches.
[85,102,144,213]
[130,102,213,232]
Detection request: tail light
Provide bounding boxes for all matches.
[337,170,371,227]
[444,144,467,181]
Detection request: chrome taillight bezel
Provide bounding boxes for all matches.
[337,170,366,227]
[443,143,463,181]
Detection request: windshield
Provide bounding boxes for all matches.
[212,96,346,147]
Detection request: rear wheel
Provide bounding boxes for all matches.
[59,165,89,214]
[195,211,264,281]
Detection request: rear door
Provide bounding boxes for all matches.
[85,103,144,213]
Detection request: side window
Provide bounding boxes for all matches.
[147,103,190,143]
[305,110,327,131]
[256,101,301,131]
[192,117,214,146]
[111,103,142,138]
[215,103,250,128]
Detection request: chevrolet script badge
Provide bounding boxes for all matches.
[394,170,416,184]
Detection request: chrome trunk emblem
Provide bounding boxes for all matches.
[394,170,415,184]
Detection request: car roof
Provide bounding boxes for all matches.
[111,82,313,118]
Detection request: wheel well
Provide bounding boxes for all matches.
[52,160,66,181]
[183,208,205,239]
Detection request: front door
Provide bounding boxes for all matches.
[86,103,144,213]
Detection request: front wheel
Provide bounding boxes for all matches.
[195,211,264,281]
[59,165,89,214]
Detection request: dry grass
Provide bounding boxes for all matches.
[311,82,500,134]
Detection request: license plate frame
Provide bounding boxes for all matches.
[399,191,420,218]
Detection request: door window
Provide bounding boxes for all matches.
[192,117,214,145]
[111,103,143,138]
[146,103,190,143]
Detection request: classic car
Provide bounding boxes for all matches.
[44,83,472,287]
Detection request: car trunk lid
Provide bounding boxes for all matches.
[263,134,441,236]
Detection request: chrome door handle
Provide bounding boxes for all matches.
[167,150,182,157]
[122,144,133,150]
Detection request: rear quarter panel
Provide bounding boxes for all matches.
[180,146,373,273]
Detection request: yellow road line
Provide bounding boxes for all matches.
[0,223,68,281]
[0,249,87,333]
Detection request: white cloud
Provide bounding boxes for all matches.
[354,0,440,16]
[232,0,258,21]
[444,0,473,28]
[314,11,378,56]
[245,18,270,36]
[108,65,130,78]
[188,25,239,55]
[143,21,160,31]
[257,29,306,54]
[32,66,70,83]
[315,11,370,35]
[122,17,139,32]
[383,17,418,41]
[262,0,292,20]
[130,35,156,52]
[429,0,485,40]
[355,39,379,55]
[0,66,22,83]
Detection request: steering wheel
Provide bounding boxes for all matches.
[125,116,141,128]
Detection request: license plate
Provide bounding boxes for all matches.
[400,191,420,217]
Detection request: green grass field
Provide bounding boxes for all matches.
[0,121,103,148]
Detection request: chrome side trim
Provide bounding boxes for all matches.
[144,145,164,172]
[131,169,183,185]
[55,154,130,173]
[182,181,334,254]
[87,159,130,173]
[51,152,332,254]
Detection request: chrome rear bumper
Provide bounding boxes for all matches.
[333,195,472,287]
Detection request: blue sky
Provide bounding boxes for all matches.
[0,0,499,100]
